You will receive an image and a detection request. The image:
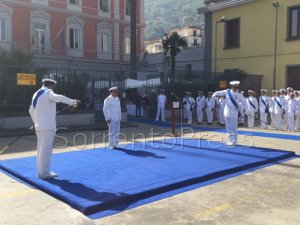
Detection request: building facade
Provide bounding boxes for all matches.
[144,39,163,54]
[199,0,300,91]
[169,26,204,48]
[0,0,145,62]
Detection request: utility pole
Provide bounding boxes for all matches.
[130,0,137,79]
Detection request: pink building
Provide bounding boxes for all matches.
[0,0,145,62]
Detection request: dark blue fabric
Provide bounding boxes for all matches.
[0,139,295,219]
[248,98,256,110]
[275,97,282,108]
[129,117,300,141]
[227,89,238,110]
[33,89,46,108]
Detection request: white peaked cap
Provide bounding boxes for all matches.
[42,78,57,85]
[229,80,240,86]
[109,86,118,92]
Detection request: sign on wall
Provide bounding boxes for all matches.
[17,73,36,86]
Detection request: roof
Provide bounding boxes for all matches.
[198,0,255,14]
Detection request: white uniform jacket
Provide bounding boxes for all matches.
[247,96,258,113]
[183,96,196,111]
[157,94,166,107]
[29,87,75,131]
[196,96,205,109]
[212,89,248,118]
[259,96,270,113]
[103,95,121,122]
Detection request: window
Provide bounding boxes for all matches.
[69,28,79,49]
[99,0,109,12]
[0,18,6,41]
[0,3,13,48]
[69,0,79,5]
[101,33,109,52]
[30,10,51,55]
[68,0,81,12]
[126,0,131,16]
[225,18,240,48]
[125,36,130,54]
[66,16,84,57]
[97,23,112,60]
[288,6,300,39]
[193,30,197,37]
[33,23,46,54]
[31,0,48,6]
[193,39,198,46]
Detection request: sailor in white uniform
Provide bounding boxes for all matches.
[29,78,80,179]
[205,92,215,125]
[155,90,166,122]
[183,91,195,124]
[273,90,286,130]
[103,87,122,149]
[238,91,246,126]
[269,90,276,128]
[259,89,270,129]
[218,95,226,126]
[287,93,298,131]
[295,91,300,130]
[196,91,205,124]
[246,90,258,128]
[212,81,249,146]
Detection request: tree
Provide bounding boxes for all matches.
[162,32,187,86]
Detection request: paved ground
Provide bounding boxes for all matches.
[0,121,300,225]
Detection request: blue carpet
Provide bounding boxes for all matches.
[129,118,300,141]
[0,138,296,219]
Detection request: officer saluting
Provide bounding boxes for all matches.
[196,91,205,124]
[183,91,195,124]
[212,81,249,146]
[29,78,80,179]
[103,87,122,149]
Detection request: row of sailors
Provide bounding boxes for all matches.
[180,88,300,131]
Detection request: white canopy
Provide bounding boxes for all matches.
[125,78,161,89]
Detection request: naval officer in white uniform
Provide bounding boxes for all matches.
[155,90,167,122]
[212,81,249,146]
[29,78,80,179]
[103,87,122,149]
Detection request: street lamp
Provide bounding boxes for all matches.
[214,16,226,75]
[273,2,279,89]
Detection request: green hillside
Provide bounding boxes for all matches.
[145,0,204,41]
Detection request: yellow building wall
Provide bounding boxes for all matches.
[212,0,300,91]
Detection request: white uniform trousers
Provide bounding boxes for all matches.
[186,109,192,123]
[108,120,121,147]
[225,116,238,145]
[156,106,165,121]
[197,107,203,122]
[270,112,275,128]
[274,113,283,130]
[219,109,225,125]
[247,112,255,128]
[206,108,213,123]
[295,112,300,130]
[260,112,268,128]
[287,114,295,131]
[36,130,56,176]
[283,114,288,129]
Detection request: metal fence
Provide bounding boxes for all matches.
[0,58,130,116]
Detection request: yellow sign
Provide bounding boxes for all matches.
[219,80,227,88]
[17,73,36,86]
